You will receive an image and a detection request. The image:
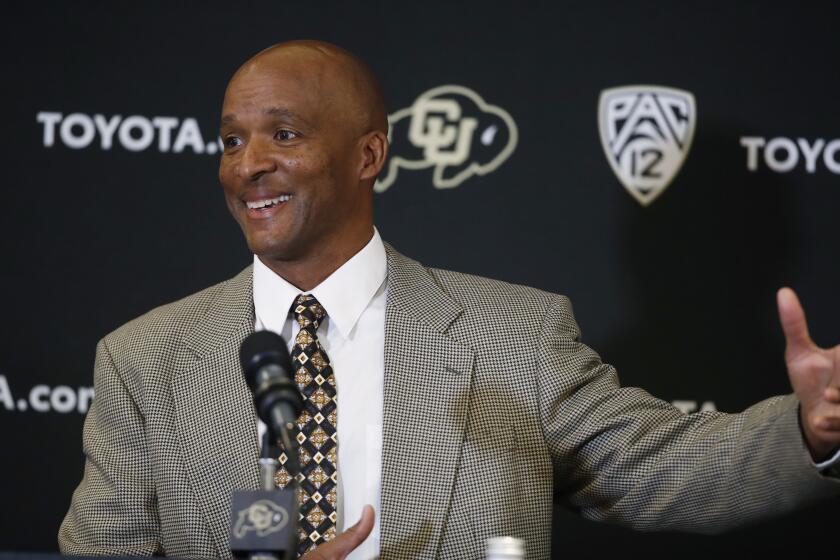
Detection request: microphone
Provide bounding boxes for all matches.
[240,330,303,455]
[233,330,301,559]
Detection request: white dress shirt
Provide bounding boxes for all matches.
[253,228,387,560]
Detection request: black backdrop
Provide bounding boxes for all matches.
[2,1,839,557]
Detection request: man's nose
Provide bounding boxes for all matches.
[238,137,277,180]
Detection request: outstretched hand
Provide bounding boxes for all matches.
[301,505,375,560]
[778,287,840,461]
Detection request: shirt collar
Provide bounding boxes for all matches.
[252,227,387,339]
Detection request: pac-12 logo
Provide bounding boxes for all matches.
[375,85,518,192]
[598,85,696,206]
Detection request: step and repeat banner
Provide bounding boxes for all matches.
[2,1,838,557]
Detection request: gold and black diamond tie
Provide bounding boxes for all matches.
[276,294,338,557]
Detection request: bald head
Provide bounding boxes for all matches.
[228,40,387,136]
[218,41,390,289]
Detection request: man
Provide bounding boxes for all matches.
[60,41,840,559]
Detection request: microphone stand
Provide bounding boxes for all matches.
[260,424,301,489]
[259,382,302,514]
[236,330,304,560]
[231,426,300,560]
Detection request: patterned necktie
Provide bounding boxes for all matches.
[276,294,338,557]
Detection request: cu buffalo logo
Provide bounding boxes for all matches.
[598,85,697,206]
[375,85,518,192]
[232,499,290,538]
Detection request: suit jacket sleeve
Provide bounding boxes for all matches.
[538,294,840,533]
[58,338,163,555]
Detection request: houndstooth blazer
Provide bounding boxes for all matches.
[59,244,840,559]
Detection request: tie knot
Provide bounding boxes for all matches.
[292,294,327,330]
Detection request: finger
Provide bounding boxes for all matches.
[339,505,375,551]
[777,287,815,360]
[304,505,375,560]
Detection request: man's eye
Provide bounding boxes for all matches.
[276,129,299,141]
[224,136,242,149]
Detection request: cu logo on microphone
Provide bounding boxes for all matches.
[233,499,290,538]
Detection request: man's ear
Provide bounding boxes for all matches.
[359,131,389,182]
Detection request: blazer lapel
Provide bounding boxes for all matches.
[171,266,260,556]
[379,245,475,559]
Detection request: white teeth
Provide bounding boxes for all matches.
[246,195,292,209]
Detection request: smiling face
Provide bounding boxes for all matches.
[218,43,386,272]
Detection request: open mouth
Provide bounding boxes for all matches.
[245,194,292,212]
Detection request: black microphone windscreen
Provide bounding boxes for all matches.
[240,330,292,380]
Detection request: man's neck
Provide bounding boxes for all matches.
[258,227,374,291]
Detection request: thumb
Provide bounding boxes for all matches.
[777,287,814,361]
[305,505,375,560]
[336,505,375,552]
